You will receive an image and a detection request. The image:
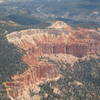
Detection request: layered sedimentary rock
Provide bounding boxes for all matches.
[4,63,59,100]
[7,25,100,57]
[4,21,100,100]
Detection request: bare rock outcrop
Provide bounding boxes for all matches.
[4,21,100,100]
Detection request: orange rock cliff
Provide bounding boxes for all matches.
[4,21,100,100]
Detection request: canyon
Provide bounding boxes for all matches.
[4,21,100,100]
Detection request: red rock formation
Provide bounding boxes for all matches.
[5,21,100,100]
[4,63,59,100]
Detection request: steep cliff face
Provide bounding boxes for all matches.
[4,21,100,100]
[7,23,100,57]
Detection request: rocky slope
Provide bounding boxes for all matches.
[4,21,100,100]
